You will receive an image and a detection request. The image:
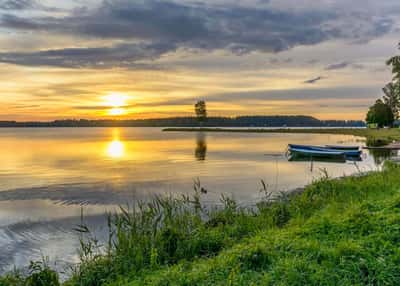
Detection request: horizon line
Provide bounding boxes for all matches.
[0,115,365,124]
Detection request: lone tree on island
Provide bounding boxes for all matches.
[366,99,394,128]
[195,100,207,125]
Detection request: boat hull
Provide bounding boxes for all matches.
[288,144,361,157]
[288,147,346,160]
[325,145,360,151]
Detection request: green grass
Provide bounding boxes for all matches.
[163,127,400,145]
[3,162,400,285]
[104,162,400,286]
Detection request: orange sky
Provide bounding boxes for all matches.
[0,0,399,121]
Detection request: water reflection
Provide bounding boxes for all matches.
[365,137,399,165]
[195,133,207,161]
[106,129,125,159]
[365,137,391,148]
[0,128,383,273]
[369,149,399,165]
[288,156,346,163]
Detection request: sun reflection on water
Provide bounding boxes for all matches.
[106,129,125,159]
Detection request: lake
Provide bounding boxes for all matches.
[0,127,389,274]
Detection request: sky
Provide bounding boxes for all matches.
[0,0,399,121]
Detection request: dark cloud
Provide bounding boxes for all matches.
[0,0,63,12]
[304,76,324,84]
[0,0,396,68]
[0,0,35,10]
[324,61,367,71]
[1,1,337,52]
[325,61,350,70]
[0,42,175,68]
[0,14,42,29]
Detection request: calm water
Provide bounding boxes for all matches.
[0,127,389,273]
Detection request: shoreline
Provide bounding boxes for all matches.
[2,164,400,285]
[72,164,400,284]
[2,128,400,285]
[163,127,400,144]
[163,127,366,132]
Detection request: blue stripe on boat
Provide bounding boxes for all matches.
[288,147,344,156]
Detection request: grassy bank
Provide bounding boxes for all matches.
[3,162,400,285]
[163,127,400,144]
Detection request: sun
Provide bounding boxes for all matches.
[105,93,127,108]
[104,93,129,116]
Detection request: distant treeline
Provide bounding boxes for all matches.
[0,116,365,128]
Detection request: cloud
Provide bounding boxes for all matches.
[118,86,382,108]
[324,61,367,71]
[74,104,136,110]
[0,0,397,68]
[0,0,35,10]
[303,76,324,84]
[307,59,319,65]
[207,86,381,102]
[0,14,42,29]
[0,0,64,12]
[269,57,293,64]
[1,1,337,52]
[0,42,175,68]
[325,61,350,70]
[352,63,366,69]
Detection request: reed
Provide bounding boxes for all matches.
[3,162,400,285]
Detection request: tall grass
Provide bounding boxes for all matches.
[2,162,400,285]
[0,259,60,286]
[117,161,400,285]
[66,181,279,286]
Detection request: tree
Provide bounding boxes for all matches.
[386,42,400,82]
[194,100,207,125]
[385,42,400,118]
[366,99,394,128]
[382,82,400,119]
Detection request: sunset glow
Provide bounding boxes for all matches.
[105,93,128,108]
[1,0,400,279]
[103,93,128,116]
[0,1,399,121]
[108,108,125,116]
